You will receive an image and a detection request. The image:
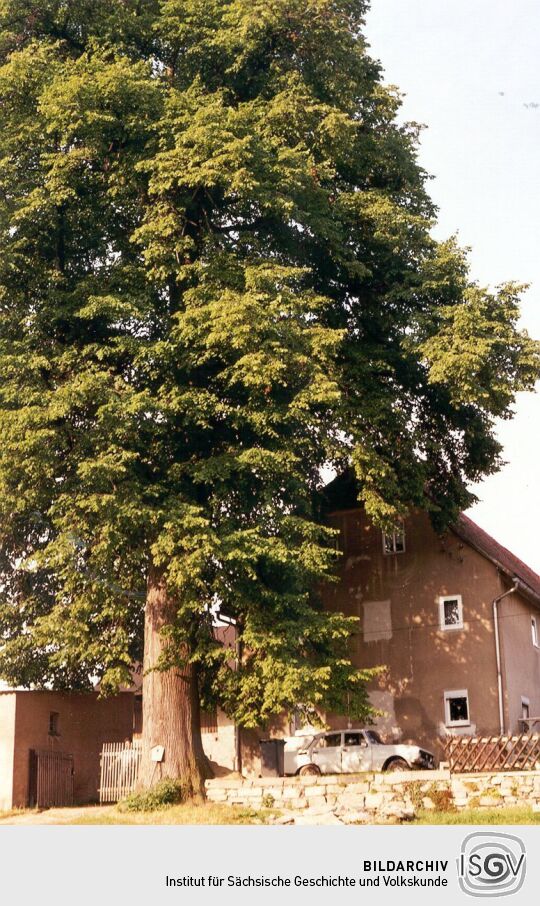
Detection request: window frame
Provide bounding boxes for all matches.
[521,696,530,720]
[532,616,539,649]
[438,594,464,631]
[48,711,60,737]
[343,731,367,748]
[444,688,470,727]
[382,523,406,556]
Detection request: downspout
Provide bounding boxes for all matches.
[493,579,519,735]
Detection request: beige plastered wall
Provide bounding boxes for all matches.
[0,694,16,809]
[499,592,540,732]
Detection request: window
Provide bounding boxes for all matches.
[521,697,530,721]
[365,730,382,744]
[444,689,470,727]
[343,732,366,747]
[382,524,405,555]
[315,733,341,749]
[48,712,60,736]
[532,617,539,648]
[439,594,464,630]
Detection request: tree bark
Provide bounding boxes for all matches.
[139,564,208,798]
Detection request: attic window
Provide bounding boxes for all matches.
[382,524,405,555]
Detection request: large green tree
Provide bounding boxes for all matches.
[0,0,537,792]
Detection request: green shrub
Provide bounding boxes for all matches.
[119,779,188,812]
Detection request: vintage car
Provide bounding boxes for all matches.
[284,728,435,776]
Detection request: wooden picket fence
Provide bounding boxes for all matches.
[445,733,540,773]
[99,741,142,803]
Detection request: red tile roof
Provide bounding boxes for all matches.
[454,514,540,603]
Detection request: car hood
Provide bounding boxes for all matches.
[377,744,432,759]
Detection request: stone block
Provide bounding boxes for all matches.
[206,791,228,802]
[343,782,370,794]
[337,793,366,809]
[364,793,385,809]
[340,810,372,825]
[294,812,343,826]
[282,786,301,800]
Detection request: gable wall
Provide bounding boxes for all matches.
[322,508,533,753]
[499,592,540,732]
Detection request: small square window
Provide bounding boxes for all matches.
[439,594,464,630]
[444,689,470,727]
[532,617,539,648]
[382,524,405,555]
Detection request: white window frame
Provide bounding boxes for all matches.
[438,594,464,631]
[532,617,539,649]
[444,688,470,727]
[382,523,406,555]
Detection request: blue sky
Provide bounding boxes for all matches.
[365,0,540,570]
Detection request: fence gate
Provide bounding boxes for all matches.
[28,750,74,808]
[99,742,142,803]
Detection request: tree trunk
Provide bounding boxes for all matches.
[139,565,208,798]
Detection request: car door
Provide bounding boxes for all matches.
[310,732,343,774]
[341,731,371,773]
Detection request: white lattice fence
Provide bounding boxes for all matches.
[445,733,540,772]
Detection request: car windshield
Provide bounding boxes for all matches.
[364,730,382,744]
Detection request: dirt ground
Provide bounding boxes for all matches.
[0,806,116,825]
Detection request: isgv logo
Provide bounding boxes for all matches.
[458,832,526,897]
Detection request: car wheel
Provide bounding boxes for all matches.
[384,758,410,772]
[298,764,321,777]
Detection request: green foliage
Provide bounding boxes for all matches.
[119,779,188,812]
[0,0,537,727]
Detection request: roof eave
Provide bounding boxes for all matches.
[451,525,540,609]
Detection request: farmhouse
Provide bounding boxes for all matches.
[200,478,540,772]
[320,472,540,753]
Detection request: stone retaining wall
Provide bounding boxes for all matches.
[205,769,540,815]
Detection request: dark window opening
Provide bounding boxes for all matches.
[49,712,60,736]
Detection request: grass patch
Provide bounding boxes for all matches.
[69,803,278,825]
[412,807,540,825]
